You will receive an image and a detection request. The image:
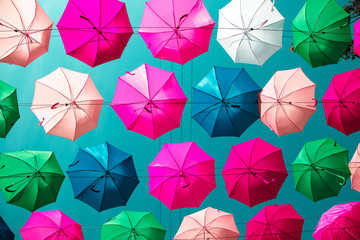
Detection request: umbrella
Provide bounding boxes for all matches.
[0,0,52,67]
[20,210,84,240]
[217,0,285,65]
[111,63,187,140]
[148,141,216,210]
[246,204,304,240]
[192,66,261,137]
[31,67,104,141]
[57,0,133,67]
[292,137,351,202]
[322,68,360,135]
[349,143,360,193]
[0,150,65,212]
[259,67,317,136]
[138,0,215,65]
[0,216,14,240]
[67,142,139,212]
[355,19,360,56]
[292,0,351,67]
[101,211,166,240]
[0,80,20,138]
[222,137,288,207]
[313,201,360,239]
[174,207,240,240]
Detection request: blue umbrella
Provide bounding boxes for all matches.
[0,216,14,240]
[192,66,261,137]
[67,142,139,212]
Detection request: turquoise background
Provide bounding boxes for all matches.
[0,0,360,239]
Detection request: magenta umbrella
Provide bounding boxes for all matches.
[138,0,215,65]
[57,0,133,67]
[20,210,84,240]
[355,19,360,56]
[148,141,216,210]
[222,137,288,207]
[313,201,360,239]
[111,63,187,140]
[246,204,304,240]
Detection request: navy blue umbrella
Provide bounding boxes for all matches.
[192,66,261,137]
[0,216,14,240]
[67,142,139,212]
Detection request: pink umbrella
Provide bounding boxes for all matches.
[31,67,104,141]
[111,63,187,140]
[246,204,304,240]
[138,0,215,65]
[174,207,240,240]
[259,67,317,136]
[355,19,360,56]
[222,137,288,207]
[0,0,52,67]
[148,141,216,210]
[313,201,360,239]
[20,210,84,240]
[57,0,133,67]
[349,143,360,193]
[323,68,360,135]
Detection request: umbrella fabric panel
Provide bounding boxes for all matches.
[349,143,360,192]
[0,80,20,138]
[0,216,14,240]
[355,19,360,56]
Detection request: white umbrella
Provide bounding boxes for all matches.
[217,0,285,66]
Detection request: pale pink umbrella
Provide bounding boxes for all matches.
[111,63,187,140]
[138,0,215,65]
[20,210,84,240]
[174,207,240,240]
[0,0,53,67]
[349,143,360,193]
[31,67,104,141]
[259,67,317,136]
[148,142,216,210]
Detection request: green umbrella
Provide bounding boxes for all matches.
[292,0,351,67]
[0,150,65,212]
[0,80,20,138]
[101,211,166,240]
[292,137,351,202]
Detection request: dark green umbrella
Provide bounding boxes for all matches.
[292,0,351,67]
[292,137,351,202]
[0,80,19,138]
[101,211,166,240]
[0,150,65,212]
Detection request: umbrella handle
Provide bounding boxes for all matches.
[68,160,79,168]
[91,185,100,193]
[126,71,135,75]
[51,102,60,109]
[270,0,275,11]
[307,98,317,107]
[5,184,15,193]
[0,165,4,169]
[263,179,275,184]
[178,14,189,27]
[37,118,45,126]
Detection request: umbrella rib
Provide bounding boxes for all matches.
[246,0,265,30]
[224,105,240,136]
[312,39,338,63]
[210,103,225,136]
[193,87,222,100]
[145,3,173,29]
[41,108,70,129]
[226,89,260,101]
[1,153,37,172]
[193,103,220,124]
[278,68,300,98]
[280,85,315,102]
[60,67,75,100]
[34,82,72,105]
[316,170,339,197]
[333,220,360,239]
[177,25,214,53]
[119,77,149,101]
[312,1,332,32]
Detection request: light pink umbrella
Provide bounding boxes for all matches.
[174,207,240,240]
[349,143,360,193]
[138,0,215,65]
[313,201,360,239]
[259,67,317,136]
[20,210,84,240]
[355,19,360,57]
[31,67,104,141]
[0,0,53,67]
[111,63,187,140]
[148,142,216,210]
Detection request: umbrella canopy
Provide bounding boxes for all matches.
[101,211,166,240]
[222,137,288,207]
[313,201,360,239]
[111,63,187,140]
[148,141,216,210]
[323,68,360,136]
[67,142,139,212]
[292,137,351,202]
[0,216,14,240]
[20,210,84,240]
[292,0,351,67]
[0,150,65,212]
[259,67,317,136]
[217,0,285,65]
[31,67,104,141]
[174,207,240,240]
[0,80,20,138]
[57,0,133,67]
[355,19,360,56]
[349,143,360,193]
[246,204,304,240]
[0,0,52,67]
[138,0,215,65]
[192,66,261,137]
